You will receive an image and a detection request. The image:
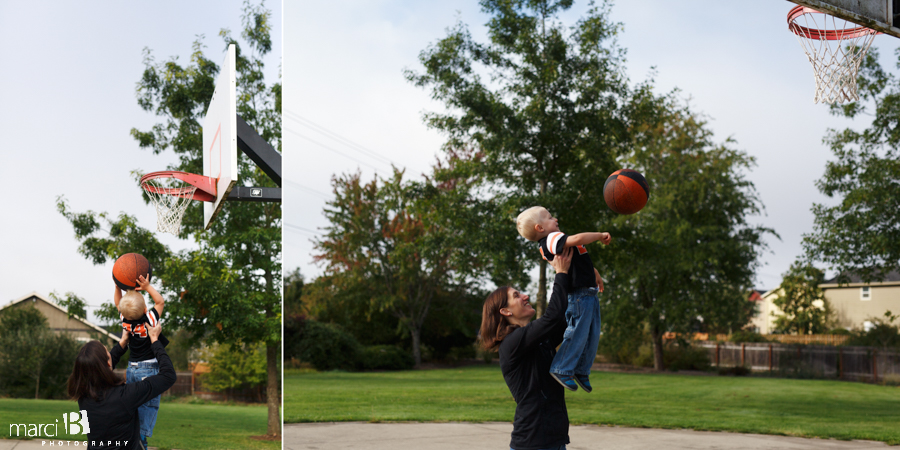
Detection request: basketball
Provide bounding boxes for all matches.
[603,169,650,215]
[112,253,152,290]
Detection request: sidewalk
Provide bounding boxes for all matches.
[285,422,889,450]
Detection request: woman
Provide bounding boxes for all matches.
[67,322,176,450]
[480,247,574,450]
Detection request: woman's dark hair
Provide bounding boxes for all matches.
[480,286,519,351]
[67,340,124,401]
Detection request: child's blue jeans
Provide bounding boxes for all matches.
[126,360,161,438]
[550,287,601,377]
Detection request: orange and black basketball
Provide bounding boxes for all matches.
[603,169,650,215]
[112,253,152,290]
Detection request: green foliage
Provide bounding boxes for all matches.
[284,268,304,316]
[406,0,629,314]
[58,1,281,433]
[49,291,88,320]
[312,170,478,366]
[95,301,122,328]
[844,311,900,349]
[359,345,415,371]
[297,319,361,371]
[0,305,81,399]
[201,342,266,394]
[166,328,200,371]
[664,344,711,372]
[601,90,772,370]
[729,330,771,343]
[773,262,833,335]
[803,47,900,280]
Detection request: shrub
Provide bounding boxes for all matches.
[665,343,712,371]
[718,366,751,376]
[730,330,770,343]
[296,319,361,371]
[359,345,414,371]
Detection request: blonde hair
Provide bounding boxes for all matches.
[118,290,146,321]
[516,206,547,242]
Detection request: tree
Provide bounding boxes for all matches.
[313,169,474,366]
[200,342,267,401]
[58,2,282,437]
[406,0,629,316]
[803,48,900,282]
[0,306,80,399]
[600,88,772,370]
[772,261,833,335]
[49,291,88,320]
[284,268,304,316]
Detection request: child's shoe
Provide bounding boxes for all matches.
[574,375,592,393]
[550,372,578,391]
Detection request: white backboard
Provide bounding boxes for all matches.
[203,44,238,229]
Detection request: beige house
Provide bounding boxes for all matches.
[821,271,900,330]
[748,288,784,334]
[0,292,118,344]
[748,271,900,333]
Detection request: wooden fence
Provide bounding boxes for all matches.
[114,370,193,396]
[664,332,850,346]
[694,341,900,382]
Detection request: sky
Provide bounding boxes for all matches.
[283,0,900,294]
[0,1,282,323]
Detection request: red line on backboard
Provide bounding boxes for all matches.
[208,124,222,181]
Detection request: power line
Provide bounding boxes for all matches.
[285,127,388,172]
[285,180,330,199]
[285,223,322,236]
[284,109,396,166]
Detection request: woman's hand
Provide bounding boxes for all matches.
[119,329,130,349]
[549,247,573,274]
[147,322,162,343]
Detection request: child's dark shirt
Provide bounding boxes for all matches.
[538,231,597,290]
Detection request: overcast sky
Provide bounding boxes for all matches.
[283,0,900,294]
[0,1,281,323]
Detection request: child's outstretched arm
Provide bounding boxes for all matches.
[564,232,612,247]
[114,285,122,308]
[136,275,165,316]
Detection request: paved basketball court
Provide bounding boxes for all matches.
[284,422,888,450]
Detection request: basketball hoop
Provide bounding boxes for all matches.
[788,6,879,104]
[140,171,216,235]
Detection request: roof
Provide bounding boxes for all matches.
[823,270,900,285]
[0,292,119,341]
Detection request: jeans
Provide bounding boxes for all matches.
[550,287,600,377]
[126,361,160,438]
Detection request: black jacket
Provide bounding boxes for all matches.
[499,272,570,450]
[78,340,176,450]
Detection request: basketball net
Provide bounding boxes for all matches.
[788,6,878,104]
[141,177,197,235]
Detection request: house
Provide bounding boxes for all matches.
[747,288,783,334]
[747,271,900,333]
[821,271,900,330]
[0,292,119,344]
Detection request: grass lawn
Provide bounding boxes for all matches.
[284,365,900,445]
[0,397,279,450]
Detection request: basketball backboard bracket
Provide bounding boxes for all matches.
[790,0,900,38]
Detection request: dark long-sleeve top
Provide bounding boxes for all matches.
[78,340,176,450]
[499,272,570,450]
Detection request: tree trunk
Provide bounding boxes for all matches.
[651,325,665,371]
[411,326,422,367]
[536,259,547,318]
[34,365,41,400]
[266,342,280,437]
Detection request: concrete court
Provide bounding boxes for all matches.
[285,422,889,450]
